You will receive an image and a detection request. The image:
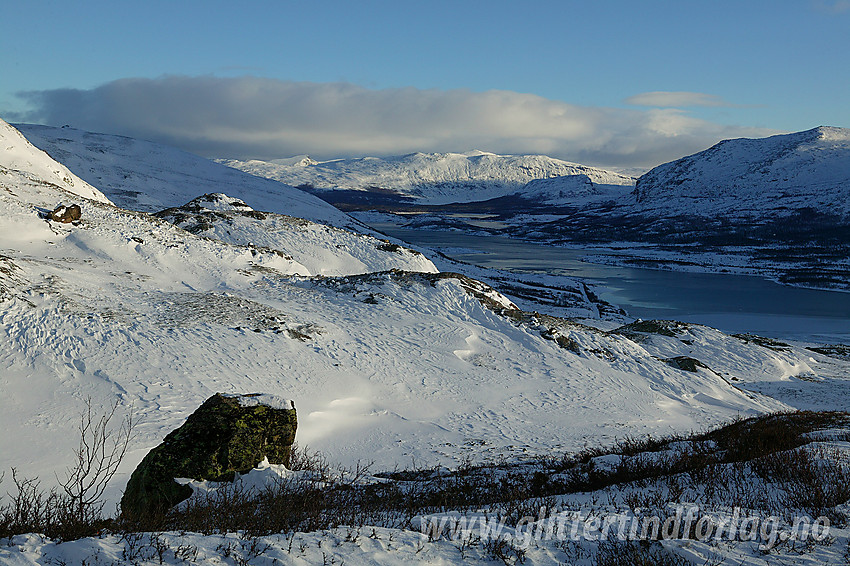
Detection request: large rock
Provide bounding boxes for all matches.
[121,393,297,517]
[48,203,82,223]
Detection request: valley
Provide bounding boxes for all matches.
[2,119,849,565]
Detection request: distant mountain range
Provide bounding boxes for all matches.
[218,127,850,222]
[218,151,635,205]
[217,126,850,290]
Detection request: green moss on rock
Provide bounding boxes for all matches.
[121,393,296,517]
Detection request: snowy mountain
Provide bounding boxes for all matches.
[633,126,850,217]
[16,123,361,230]
[219,151,635,205]
[5,118,835,512]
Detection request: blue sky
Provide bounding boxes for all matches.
[2,0,848,168]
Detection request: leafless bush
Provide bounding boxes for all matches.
[594,541,692,566]
[753,445,850,522]
[0,399,135,541]
[483,535,527,565]
[59,398,136,522]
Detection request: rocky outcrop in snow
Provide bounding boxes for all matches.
[156,193,438,276]
[47,203,82,223]
[121,393,297,516]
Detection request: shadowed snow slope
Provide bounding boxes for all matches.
[2,121,847,512]
[219,151,635,204]
[15,123,361,230]
[511,174,634,205]
[633,126,850,217]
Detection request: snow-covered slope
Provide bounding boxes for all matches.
[3,121,848,518]
[157,193,438,276]
[633,126,850,217]
[219,151,635,205]
[1,119,111,204]
[512,174,634,205]
[16,123,361,230]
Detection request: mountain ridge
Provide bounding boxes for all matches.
[219,151,635,205]
[15,123,363,231]
[633,125,850,217]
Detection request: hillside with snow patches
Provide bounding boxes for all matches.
[218,150,635,205]
[16,123,362,230]
[156,193,437,276]
[497,127,850,290]
[6,117,847,507]
[632,126,850,217]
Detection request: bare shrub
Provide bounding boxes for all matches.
[595,541,692,566]
[0,399,135,541]
[753,445,850,522]
[58,398,135,532]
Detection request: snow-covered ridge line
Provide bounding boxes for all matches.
[1,118,111,204]
[14,122,365,232]
[218,151,635,205]
[156,193,439,276]
[633,126,850,217]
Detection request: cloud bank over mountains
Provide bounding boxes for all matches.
[624,91,738,108]
[13,76,775,169]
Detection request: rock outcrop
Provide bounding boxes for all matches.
[49,204,82,223]
[121,393,296,517]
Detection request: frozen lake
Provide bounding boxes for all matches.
[373,225,850,344]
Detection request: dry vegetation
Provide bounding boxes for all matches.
[2,409,849,565]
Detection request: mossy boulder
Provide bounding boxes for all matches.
[121,393,296,517]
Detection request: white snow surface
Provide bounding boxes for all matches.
[219,151,635,204]
[158,193,438,276]
[1,118,111,204]
[634,126,850,216]
[15,123,361,230]
[2,120,848,516]
[514,174,635,205]
[221,393,295,410]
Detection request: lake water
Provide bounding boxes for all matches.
[373,224,850,344]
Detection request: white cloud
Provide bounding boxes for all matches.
[624,91,735,108]
[12,76,776,169]
[813,0,850,13]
